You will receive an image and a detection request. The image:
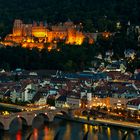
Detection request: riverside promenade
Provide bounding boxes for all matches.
[95,118,140,129]
[72,115,140,131]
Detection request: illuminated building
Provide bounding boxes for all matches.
[102,32,112,39]
[4,19,97,49]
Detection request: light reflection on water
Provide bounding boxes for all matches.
[107,127,111,140]
[33,128,38,140]
[118,130,122,139]
[0,118,140,140]
[63,123,71,140]
[16,130,22,140]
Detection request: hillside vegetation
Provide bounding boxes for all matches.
[0,0,139,37]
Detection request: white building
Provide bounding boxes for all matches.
[87,92,92,101]
[10,90,21,103]
[48,89,58,95]
[35,97,47,105]
[127,98,140,111]
[124,49,136,60]
[55,95,68,108]
[67,95,81,109]
[22,83,37,102]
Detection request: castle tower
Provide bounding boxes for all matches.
[75,31,84,45]
[39,21,43,27]
[67,27,76,44]
[64,18,74,27]
[13,19,23,36]
[33,21,37,27]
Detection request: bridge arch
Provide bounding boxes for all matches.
[32,113,50,129]
[9,116,28,131]
[0,121,4,130]
[53,109,69,120]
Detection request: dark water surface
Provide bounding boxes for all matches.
[0,118,140,140]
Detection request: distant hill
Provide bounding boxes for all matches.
[0,0,139,23]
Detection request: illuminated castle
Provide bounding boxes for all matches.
[4,19,96,49]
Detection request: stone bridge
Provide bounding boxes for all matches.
[0,108,74,130]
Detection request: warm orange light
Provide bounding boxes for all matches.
[44,127,49,135]
[57,48,60,52]
[27,38,32,43]
[48,45,53,51]
[75,37,84,45]
[4,19,97,49]
[16,130,22,140]
[32,32,47,38]
[33,128,38,140]
[89,39,94,44]
[102,32,111,39]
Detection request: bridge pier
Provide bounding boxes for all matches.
[4,122,10,131]
[26,113,35,126]
[1,116,11,130]
[47,112,55,122]
[68,109,75,118]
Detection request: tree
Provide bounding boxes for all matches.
[84,19,95,32]
[14,74,19,82]
[47,98,55,106]
[64,60,73,71]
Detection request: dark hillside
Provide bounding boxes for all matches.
[0,0,139,36]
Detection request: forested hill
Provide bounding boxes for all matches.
[0,0,140,36]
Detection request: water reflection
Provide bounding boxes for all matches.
[84,124,88,132]
[33,128,38,140]
[118,130,122,140]
[130,133,135,140]
[92,133,98,140]
[0,118,140,140]
[43,127,49,140]
[107,127,111,140]
[16,130,22,140]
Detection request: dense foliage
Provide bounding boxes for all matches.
[0,45,96,71]
[0,30,140,72]
[0,0,140,72]
[0,0,140,37]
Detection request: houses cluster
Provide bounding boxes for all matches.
[0,67,140,112]
[96,49,136,64]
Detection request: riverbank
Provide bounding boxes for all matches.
[56,115,140,132]
[0,103,25,109]
[1,117,140,140]
[0,104,21,113]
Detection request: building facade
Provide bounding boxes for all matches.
[4,19,97,49]
[67,95,81,109]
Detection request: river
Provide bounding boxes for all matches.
[0,105,21,113]
[0,117,140,140]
